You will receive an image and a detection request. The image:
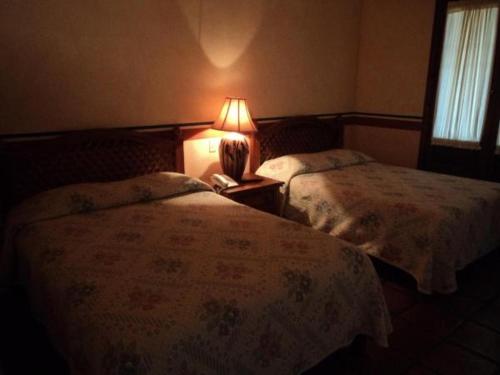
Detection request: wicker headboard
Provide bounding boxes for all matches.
[256,116,343,164]
[0,128,181,208]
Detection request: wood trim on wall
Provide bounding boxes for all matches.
[419,0,449,169]
[342,114,422,131]
[179,113,422,142]
[2,112,424,176]
[2,112,424,178]
[0,112,423,141]
[0,113,345,141]
[1,112,425,185]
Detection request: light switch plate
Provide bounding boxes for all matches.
[209,139,218,153]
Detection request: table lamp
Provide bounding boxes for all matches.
[212,97,257,181]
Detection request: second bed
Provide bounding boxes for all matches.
[255,117,500,294]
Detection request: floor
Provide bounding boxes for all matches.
[309,249,500,375]
[1,249,500,375]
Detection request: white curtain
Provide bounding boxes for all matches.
[432,2,498,148]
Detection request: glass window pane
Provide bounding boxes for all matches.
[432,4,498,148]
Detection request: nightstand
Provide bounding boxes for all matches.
[208,174,284,215]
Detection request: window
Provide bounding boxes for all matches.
[432,2,498,148]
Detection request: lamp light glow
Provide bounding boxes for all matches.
[212,97,257,134]
[225,132,246,141]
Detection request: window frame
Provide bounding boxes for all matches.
[419,0,500,175]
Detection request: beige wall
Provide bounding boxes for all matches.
[348,0,435,169]
[0,0,361,135]
[0,0,437,174]
[344,125,421,168]
[355,0,435,116]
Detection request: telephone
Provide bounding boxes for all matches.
[211,173,239,189]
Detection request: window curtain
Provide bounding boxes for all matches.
[432,2,498,148]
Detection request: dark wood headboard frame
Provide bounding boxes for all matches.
[0,128,183,211]
[252,115,344,169]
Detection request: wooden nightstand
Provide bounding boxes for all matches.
[208,174,284,215]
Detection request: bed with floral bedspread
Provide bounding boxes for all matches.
[0,172,390,375]
[256,149,500,294]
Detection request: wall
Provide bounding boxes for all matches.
[0,0,438,174]
[0,0,361,135]
[344,125,421,168]
[355,0,435,115]
[346,0,435,168]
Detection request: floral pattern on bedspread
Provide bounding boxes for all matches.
[1,173,391,375]
[257,151,500,294]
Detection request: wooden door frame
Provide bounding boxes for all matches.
[418,0,448,170]
[480,13,500,178]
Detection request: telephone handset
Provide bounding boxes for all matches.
[211,173,239,190]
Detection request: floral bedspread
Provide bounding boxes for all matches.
[257,150,500,294]
[1,172,390,375]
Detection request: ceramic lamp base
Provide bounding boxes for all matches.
[219,136,249,181]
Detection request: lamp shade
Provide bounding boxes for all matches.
[212,97,257,133]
